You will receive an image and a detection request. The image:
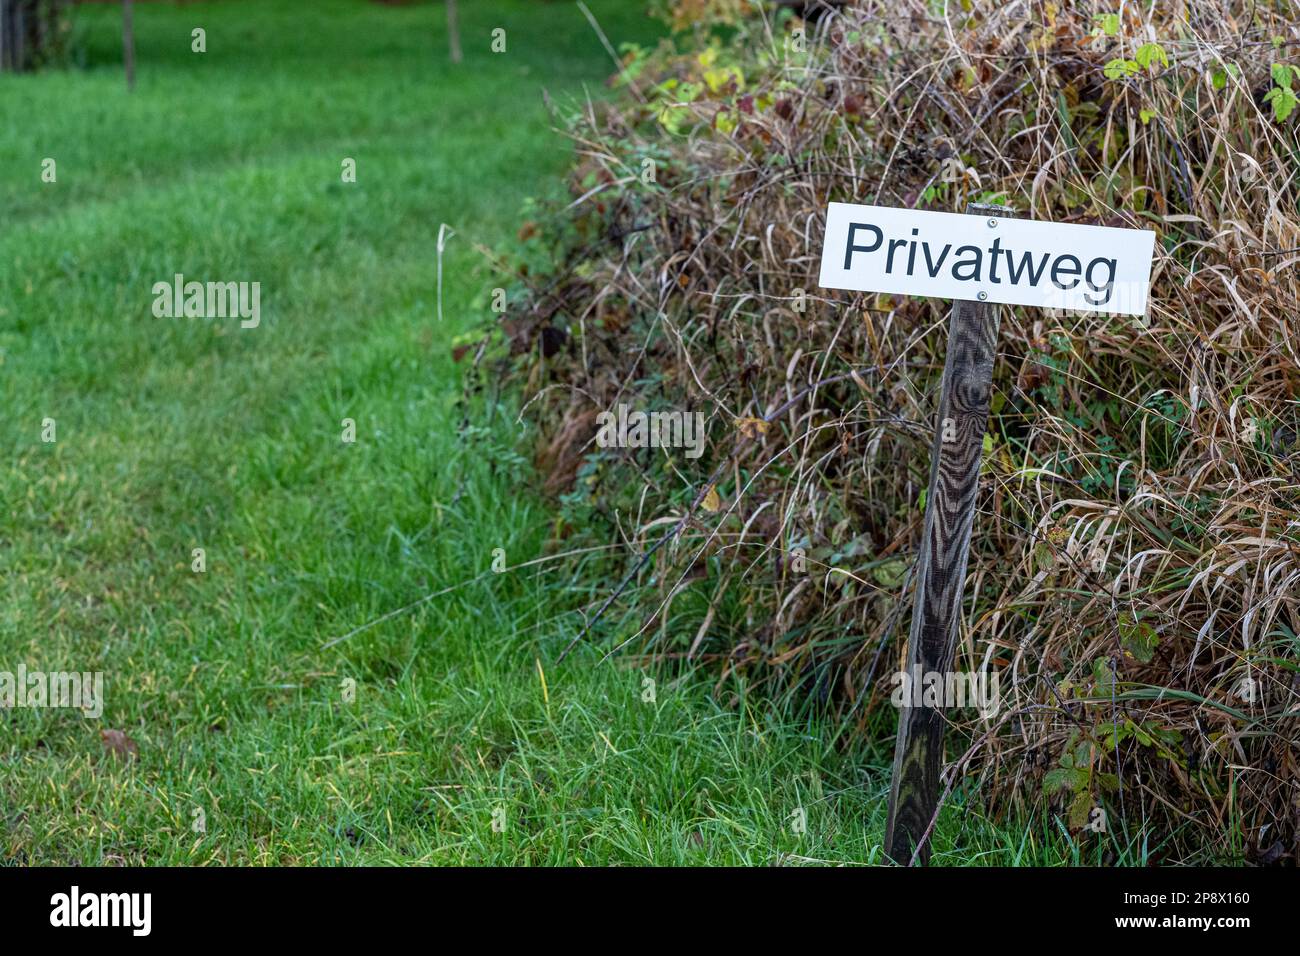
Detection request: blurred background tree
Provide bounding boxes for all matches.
[0,0,71,71]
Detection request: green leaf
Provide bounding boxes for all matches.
[1265,87,1298,123]
[1100,720,1132,749]
[871,558,908,589]
[1074,740,1095,766]
[1211,63,1240,91]
[1095,13,1120,37]
[1265,65,1300,122]
[1093,658,1115,695]
[1032,541,1055,572]
[1103,58,1139,80]
[1134,43,1169,72]
[1139,108,1157,125]
[1044,767,1085,794]
[1119,612,1159,663]
[703,65,744,94]
[1128,717,1154,746]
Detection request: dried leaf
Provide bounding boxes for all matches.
[100,729,139,761]
[700,485,721,512]
[1068,790,1094,830]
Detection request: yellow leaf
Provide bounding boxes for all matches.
[701,485,722,512]
[734,417,769,439]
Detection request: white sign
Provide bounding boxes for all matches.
[817,202,1156,316]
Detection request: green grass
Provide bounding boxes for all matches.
[0,0,1091,865]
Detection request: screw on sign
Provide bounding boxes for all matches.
[817,201,1155,865]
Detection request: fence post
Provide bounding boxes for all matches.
[883,201,1015,865]
[122,0,135,91]
[446,0,462,64]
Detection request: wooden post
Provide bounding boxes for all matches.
[122,0,135,91]
[446,0,462,64]
[883,201,1014,865]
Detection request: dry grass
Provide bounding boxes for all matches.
[491,0,1300,863]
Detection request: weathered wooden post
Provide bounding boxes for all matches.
[816,196,1155,866]
[882,202,1012,865]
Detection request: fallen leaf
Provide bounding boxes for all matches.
[1248,839,1288,866]
[734,417,769,440]
[100,729,139,760]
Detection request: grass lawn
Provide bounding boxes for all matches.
[0,0,1087,865]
